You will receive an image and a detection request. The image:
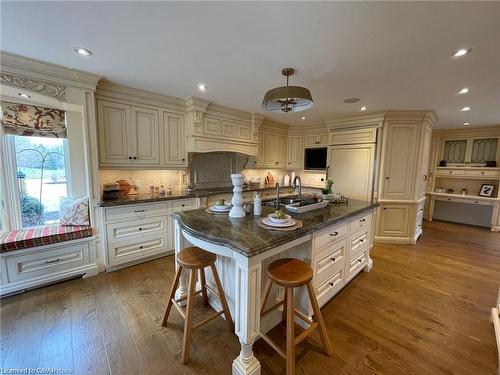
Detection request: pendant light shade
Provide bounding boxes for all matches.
[262,68,313,113]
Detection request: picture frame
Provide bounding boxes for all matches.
[479,184,495,197]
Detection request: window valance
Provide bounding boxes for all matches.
[1,101,67,138]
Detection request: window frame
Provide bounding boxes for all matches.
[1,135,71,231]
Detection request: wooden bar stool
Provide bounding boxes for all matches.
[260,258,332,375]
[162,246,234,363]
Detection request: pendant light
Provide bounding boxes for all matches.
[262,68,313,113]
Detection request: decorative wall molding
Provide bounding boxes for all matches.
[1,73,66,101]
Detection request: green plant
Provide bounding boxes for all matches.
[323,179,334,194]
[21,195,44,227]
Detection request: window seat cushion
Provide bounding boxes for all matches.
[0,225,93,253]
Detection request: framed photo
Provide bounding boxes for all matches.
[479,184,495,197]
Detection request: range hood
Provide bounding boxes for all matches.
[185,97,261,156]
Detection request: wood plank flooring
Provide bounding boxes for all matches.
[1,220,499,374]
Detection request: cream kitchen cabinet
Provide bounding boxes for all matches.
[161,111,187,167]
[328,143,375,201]
[376,204,410,239]
[251,129,287,168]
[98,100,160,167]
[286,135,303,169]
[305,133,328,147]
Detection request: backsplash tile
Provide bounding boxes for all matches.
[99,169,185,193]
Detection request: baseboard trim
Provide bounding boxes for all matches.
[374,236,412,244]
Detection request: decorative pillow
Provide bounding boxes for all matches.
[59,197,90,226]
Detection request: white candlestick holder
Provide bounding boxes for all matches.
[229,174,246,218]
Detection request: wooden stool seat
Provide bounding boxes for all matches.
[162,246,233,364]
[268,258,313,288]
[177,246,217,269]
[261,258,332,375]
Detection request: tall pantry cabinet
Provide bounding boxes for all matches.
[375,111,436,244]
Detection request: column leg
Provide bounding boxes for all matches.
[232,259,262,375]
[174,220,190,303]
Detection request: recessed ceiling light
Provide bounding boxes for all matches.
[343,97,360,104]
[460,106,470,111]
[73,47,93,56]
[453,48,470,57]
[458,87,469,94]
[301,116,306,120]
[197,84,207,91]
[18,93,31,99]
[360,106,367,111]
[463,122,470,126]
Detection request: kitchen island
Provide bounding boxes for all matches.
[172,199,378,375]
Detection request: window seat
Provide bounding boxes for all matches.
[0,225,93,253]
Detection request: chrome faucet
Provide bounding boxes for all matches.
[275,182,280,209]
[293,175,302,201]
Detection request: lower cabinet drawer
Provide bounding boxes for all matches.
[107,235,167,265]
[6,243,90,283]
[313,239,346,286]
[350,230,368,252]
[466,169,500,178]
[349,241,368,262]
[349,212,371,233]
[314,222,348,249]
[347,251,367,278]
[105,202,168,222]
[106,217,168,243]
[316,268,343,308]
[170,198,196,211]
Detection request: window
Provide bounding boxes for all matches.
[13,135,68,227]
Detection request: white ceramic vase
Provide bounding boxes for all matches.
[229,174,246,218]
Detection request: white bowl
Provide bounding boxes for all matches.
[268,213,291,224]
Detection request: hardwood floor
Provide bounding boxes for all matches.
[1,220,499,374]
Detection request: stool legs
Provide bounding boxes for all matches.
[182,269,197,363]
[162,266,183,327]
[285,287,295,375]
[199,268,209,305]
[210,263,234,331]
[306,281,332,356]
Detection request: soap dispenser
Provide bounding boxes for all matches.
[253,192,262,216]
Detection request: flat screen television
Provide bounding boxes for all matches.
[304,147,327,170]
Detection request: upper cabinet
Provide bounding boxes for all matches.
[441,136,499,166]
[98,100,131,165]
[97,98,186,168]
[249,126,288,169]
[305,133,328,147]
[161,111,187,167]
[287,135,303,169]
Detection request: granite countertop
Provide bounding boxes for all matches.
[99,184,322,207]
[173,199,378,257]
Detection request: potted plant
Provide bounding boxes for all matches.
[322,179,334,201]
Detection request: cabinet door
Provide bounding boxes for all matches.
[98,100,131,165]
[305,134,319,147]
[264,132,278,166]
[329,144,375,201]
[382,124,417,199]
[418,126,432,199]
[162,111,186,166]
[276,134,287,167]
[222,121,237,138]
[377,205,410,237]
[130,106,160,165]
[318,133,329,145]
[287,135,303,169]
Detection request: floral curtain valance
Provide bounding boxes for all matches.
[1,101,67,138]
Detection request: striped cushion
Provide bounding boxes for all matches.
[0,225,93,253]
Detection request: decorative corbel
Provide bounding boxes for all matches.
[251,113,264,141]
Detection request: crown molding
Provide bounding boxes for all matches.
[0,51,101,91]
[97,80,186,112]
[325,111,386,130]
[432,124,500,138]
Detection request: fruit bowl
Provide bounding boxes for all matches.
[267,213,291,224]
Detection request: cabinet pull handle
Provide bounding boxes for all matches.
[385,176,390,180]
[481,171,484,174]
[360,239,364,242]
[134,210,145,213]
[329,282,334,287]
[330,257,336,262]
[358,259,363,263]
[128,157,132,160]
[330,231,339,237]
[447,198,451,201]
[139,228,143,231]
[133,157,137,160]
[139,245,143,249]
[423,174,428,181]
[45,258,60,264]
[474,201,478,204]
[359,218,366,222]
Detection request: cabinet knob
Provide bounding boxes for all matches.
[128,157,132,160]
[481,171,484,175]
[383,207,387,210]
[139,228,143,231]
[330,257,336,262]
[474,201,479,204]
[182,158,185,161]
[182,204,185,207]
[133,157,137,160]
[330,231,339,237]
[385,176,390,180]
[329,282,334,287]
[449,171,452,174]
[359,218,366,222]
[447,198,451,201]
[358,259,362,263]
[288,162,291,165]
[360,239,364,243]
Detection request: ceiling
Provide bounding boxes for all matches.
[1,1,499,128]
